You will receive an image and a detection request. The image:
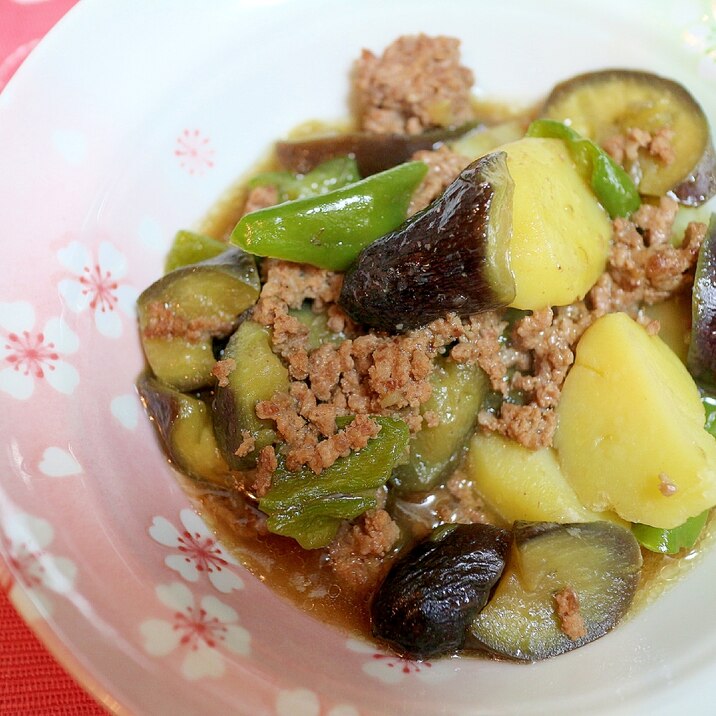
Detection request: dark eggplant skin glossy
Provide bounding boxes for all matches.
[339,152,515,332]
[275,123,479,177]
[689,215,716,390]
[371,523,511,659]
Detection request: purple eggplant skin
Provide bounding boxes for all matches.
[688,215,716,390]
[275,123,480,177]
[371,523,511,660]
[339,151,515,332]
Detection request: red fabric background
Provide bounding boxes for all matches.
[1,4,105,713]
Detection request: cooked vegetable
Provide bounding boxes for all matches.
[543,69,716,205]
[288,303,345,350]
[211,320,290,469]
[340,137,613,329]
[644,294,692,364]
[372,523,510,659]
[137,374,231,487]
[259,417,409,549]
[633,510,709,554]
[469,521,642,661]
[448,119,525,160]
[555,312,716,528]
[138,248,260,391]
[688,215,716,390]
[247,157,360,203]
[466,432,621,525]
[164,230,227,273]
[231,161,428,271]
[339,151,515,331]
[392,360,487,494]
[275,123,479,176]
[498,137,612,310]
[526,119,641,218]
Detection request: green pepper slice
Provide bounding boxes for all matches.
[231,161,428,271]
[259,416,409,549]
[526,118,641,218]
[248,157,361,204]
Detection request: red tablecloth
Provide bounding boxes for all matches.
[1,5,106,713]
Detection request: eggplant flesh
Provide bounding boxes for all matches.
[371,523,511,659]
[543,69,716,206]
[339,151,515,332]
[275,123,479,176]
[137,373,231,487]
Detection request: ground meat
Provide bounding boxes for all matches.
[212,358,236,387]
[257,259,343,310]
[353,34,475,135]
[327,509,400,594]
[601,200,704,306]
[251,445,277,498]
[234,430,255,458]
[554,586,587,640]
[602,127,675,167]
[142,302,236,342]
[242,184,279,216]
[659,472,678,497]
[408,146,470,215]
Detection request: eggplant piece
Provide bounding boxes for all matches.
[543,69,716,206]
[138,248,260,391]
[391,359,487,494]
[211,320,290,469]
[288,303,346,350]
[372,523,510,659]
[688,215,716,390]
[339,151,515,332]
[137,374,231,487]
[275,123,479,176]
[164,230,227,273]
[469,521,642,661]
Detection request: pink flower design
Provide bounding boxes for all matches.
[370,652,433,675]
[0,302,79,399]
[173,604,228,650]
[174,129,215,175]
[346,639,453,685]
[4,330,59,379]
[78,263,119,313]
[149,509,244,593]
[57,241,138,339]
[140,582,250,680]
[1,512,77,616]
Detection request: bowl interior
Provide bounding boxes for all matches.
[1,1,716,714]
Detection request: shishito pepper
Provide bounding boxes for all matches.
[632,510,710,554]
[231,161,428,271]
[526,118,641,218]
[259,416,409,549]
[247,156,361,203]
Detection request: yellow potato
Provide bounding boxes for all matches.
[499,137,612,310]
[467,431,619,524]
[555,312,716,528]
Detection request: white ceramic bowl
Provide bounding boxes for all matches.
[1,1,716,714]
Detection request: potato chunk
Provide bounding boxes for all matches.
[500,137,611,310]
[467,431,618,525]
[555,312,716,528]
